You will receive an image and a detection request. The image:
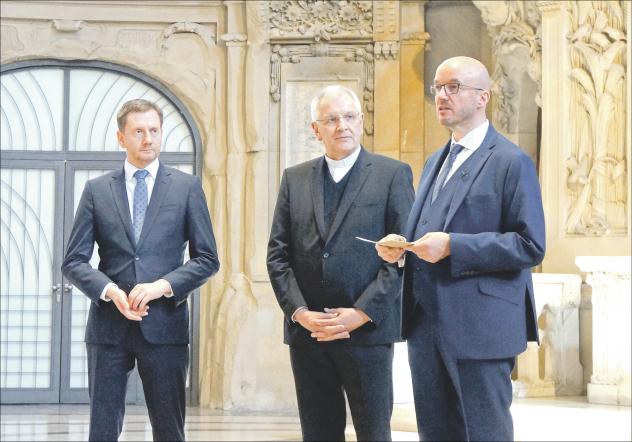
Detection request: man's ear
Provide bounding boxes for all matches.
[116,130,126,148]
[311,122,322,140]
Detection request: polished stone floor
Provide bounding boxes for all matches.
[1,397,630,441]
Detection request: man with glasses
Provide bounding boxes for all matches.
[267,85,414,440]
[376,57,545,441]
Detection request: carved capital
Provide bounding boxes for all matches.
[220,33,248,46]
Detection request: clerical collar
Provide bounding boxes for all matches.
[324,146,361,169]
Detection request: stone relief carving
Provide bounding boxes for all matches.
[566,1,627,236]
[269,0,373,41]
[161,22,217,50]
[474,1,542,132]
[52,19,83,33]
[0,25,24,52]
[373,40,399,60]
[270,42,374,135]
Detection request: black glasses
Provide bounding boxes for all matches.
[430,83,485,96]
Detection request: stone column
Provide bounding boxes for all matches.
[513,273,583,397]
[576,256,631,406]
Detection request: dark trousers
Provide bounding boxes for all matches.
[86,322,188,442]
[289,342,394,441]
[407,306,515,441]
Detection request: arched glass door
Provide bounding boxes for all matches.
[1,60,201,404]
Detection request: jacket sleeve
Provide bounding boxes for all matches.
[450,151,546,276]
[267,171,309,321]
[162,176,220,305]
[61,180,114,304]
[353,163,415,325]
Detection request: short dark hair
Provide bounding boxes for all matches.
[116,99,163,131]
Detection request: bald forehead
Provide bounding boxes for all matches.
[435,57,490,89]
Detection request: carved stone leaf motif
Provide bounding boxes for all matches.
[269,1,373,41]
[567,2,627,236]
[474,1,542,132]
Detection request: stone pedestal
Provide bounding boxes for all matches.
[513,273,583,397]
[576,256,631,406]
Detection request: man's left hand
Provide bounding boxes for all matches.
[405,231,451,263]
[128,279,171,310]
[309,307,371,341]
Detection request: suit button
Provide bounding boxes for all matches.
[421,219,428,225]
[323,252,330,259]
[135,257,140,261]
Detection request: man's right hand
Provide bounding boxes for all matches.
[105,286,148,321]
[295,309,349,340]
[375,234,407,263]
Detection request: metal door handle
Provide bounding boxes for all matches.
[63,284,73,292]
[52,284,61,302]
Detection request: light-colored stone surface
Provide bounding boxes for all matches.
[514,274,584,397]
[576,256,631,406]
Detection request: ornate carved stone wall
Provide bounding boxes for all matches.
[537,0,630,274]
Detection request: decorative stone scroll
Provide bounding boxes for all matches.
[566,1,628,236]
[373,40,399,60]
[269,0,373,41]
[473,1,542,132]
[270,42,375,135]
[161,22,217,50]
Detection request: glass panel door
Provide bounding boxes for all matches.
[0,163,64,403]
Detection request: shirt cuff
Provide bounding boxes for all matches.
[100,283,117,302]
[291,306,307,323]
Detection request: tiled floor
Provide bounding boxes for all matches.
[1,397,630,441]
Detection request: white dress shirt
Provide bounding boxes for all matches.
[438,119,489,185]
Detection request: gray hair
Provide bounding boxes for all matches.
[310,85,362,122]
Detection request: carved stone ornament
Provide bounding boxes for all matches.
[52,19,83,33]
[373,40,399,60]
[474,1,542,132]
[270,42,375,135]
[161,22,216,50]
[566,1,627,236]
[269,1,373,41]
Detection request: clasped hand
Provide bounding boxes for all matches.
[295,308,370,342]
[106,279,170,321]
[375,231,451,264]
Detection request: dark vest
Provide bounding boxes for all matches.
[323,162,353,234]
[411,153,474,311]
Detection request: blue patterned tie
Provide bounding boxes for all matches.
[431,143,464,203]
[133,169,149,243]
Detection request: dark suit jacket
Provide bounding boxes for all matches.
[62,163,219,345]
[267,148,414,346]
[402,125,545,359]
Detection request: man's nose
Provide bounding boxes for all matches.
[143,131,152,144]
[336,116,349,130]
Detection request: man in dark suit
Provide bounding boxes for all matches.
[267,85,414,441]
[377,57,545,441]
[62,99,219,441]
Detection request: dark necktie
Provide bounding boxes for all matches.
[431,143,464,203]
[133,169,149,243]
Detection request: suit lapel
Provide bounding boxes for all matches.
[404,141,450,239]
[442,126,498,230]
[137,163,172,248]
[325,149,372,244]
[310,157,327,242]
[110,167,135,246]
